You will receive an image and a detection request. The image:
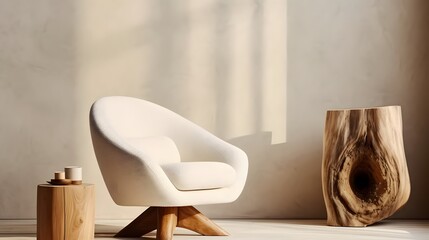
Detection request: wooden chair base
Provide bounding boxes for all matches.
[115,206,228,240]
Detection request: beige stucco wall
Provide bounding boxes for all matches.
[0,0,427,219]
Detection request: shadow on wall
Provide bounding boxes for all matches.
[0,0,78,218]
[400,0,429,219]
[199,132,325,218]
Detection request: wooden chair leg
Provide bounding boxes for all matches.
[114,207,158,237]
[177,206,228,236]
[156,207,178,240]
[114,206,227,239]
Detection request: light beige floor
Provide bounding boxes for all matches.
[0,219,428,240]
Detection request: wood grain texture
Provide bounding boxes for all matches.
[177,206,228,236]
[37,184,95,240]
[322,106,411,226]
[64,184,95,239]
[157,207,178,240]
[37,186,65,240]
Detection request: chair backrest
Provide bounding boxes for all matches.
[90,96,222,162]
[92,96,178,139]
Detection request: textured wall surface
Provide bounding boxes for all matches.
[0,0,428,219]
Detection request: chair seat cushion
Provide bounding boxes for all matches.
[161,162,236,191]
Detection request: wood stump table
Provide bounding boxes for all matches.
[37,184,95,240]
[321,106,410,227]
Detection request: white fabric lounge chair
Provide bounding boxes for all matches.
[89,96,248,240]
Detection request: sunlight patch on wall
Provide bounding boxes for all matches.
[187,0,287,144]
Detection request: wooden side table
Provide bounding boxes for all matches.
[37,184,95,240]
